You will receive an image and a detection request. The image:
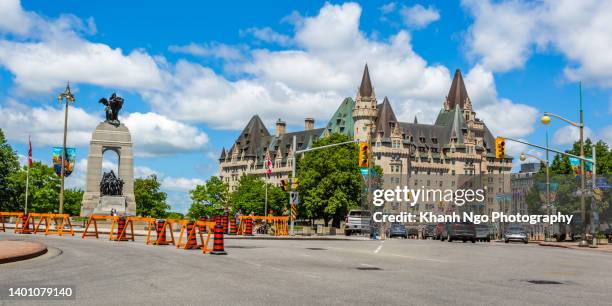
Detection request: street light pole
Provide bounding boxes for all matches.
[520,152,550,240]
[57,82,75,214]
[541,83,588,246]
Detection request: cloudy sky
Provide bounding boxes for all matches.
[1,0,611,213]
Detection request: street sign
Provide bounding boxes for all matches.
[290,191,299,205]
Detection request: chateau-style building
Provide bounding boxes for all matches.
[219,65,512,216]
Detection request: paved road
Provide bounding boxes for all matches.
[1,233,611,305]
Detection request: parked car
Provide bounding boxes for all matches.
[407,226,419,238]
[474,224,491,242]
[442,222,476,243]
[388,223,407,238]
[344,210,371,236]
[504,224,528,244]
[422,224,436,239]
[435,223,445,240]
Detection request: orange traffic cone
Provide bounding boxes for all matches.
[211,219,227,255]
[229,216,237,235]
[244,217,253,236]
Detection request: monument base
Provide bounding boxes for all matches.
[93,196,128,215]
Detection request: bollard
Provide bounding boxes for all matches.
[244,217,253,236]
[229,216,237,235]
[211,220,227,255]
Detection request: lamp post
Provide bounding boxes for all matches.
[520,152,551,240]
[540,86,587,246]
[57,82,75,214]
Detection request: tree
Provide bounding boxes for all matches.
[134,174,169,218]
[0,128,20,210]
[231,175,287,216]
[297,133,362,227]
[188,176,229,219]
[63,188,84,216]
[7,162,60,213]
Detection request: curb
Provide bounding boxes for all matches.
[0,241,48,264]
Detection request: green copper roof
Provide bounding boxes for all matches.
[322,97,355,138]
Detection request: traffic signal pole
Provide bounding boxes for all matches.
[289,136,359,235]
[502,136,597,245]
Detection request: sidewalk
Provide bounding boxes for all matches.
[538,241,612,253]
[0,240,48,264]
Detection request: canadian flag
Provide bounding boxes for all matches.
[265,151,273,176]
[28,135,32,168]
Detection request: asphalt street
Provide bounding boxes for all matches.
[1,232,611,306]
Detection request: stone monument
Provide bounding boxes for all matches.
[80,93,136,216]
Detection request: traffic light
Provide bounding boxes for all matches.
[280,179,288,191]
[495,137,505,159]
[291,178,299,190]
[358,142,369,167]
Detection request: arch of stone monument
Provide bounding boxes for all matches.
[80,122,136,216]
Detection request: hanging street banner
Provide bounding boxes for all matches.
[52,147,76,177]
[569,157,593,177]
[536,182,559,203]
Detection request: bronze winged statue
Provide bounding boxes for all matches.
[99,93,124,126]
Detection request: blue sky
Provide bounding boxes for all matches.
[1,0,611,213]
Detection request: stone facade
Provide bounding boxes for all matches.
[80,122,136,216]
[219,65,513,216]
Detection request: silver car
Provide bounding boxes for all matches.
[504,225,528,244]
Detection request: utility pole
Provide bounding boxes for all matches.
[57,82,75,214]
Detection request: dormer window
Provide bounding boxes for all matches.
[431,138,438,144]
[419,137,426,143]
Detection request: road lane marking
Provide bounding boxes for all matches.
[374,241,384,253]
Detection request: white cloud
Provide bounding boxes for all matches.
[0,100,208,157]
[0,0,165,93]
[0,0,32,35]
[463,0,612,86]
[161,176,205,192]
[552,125,595,146]
[380,2,397,14]
[122,112,208,157]
[168,42,245,61]
[0,99,100,148]
[134,166,158,178]
[240,27,292,46]
[0,1,537,141]
[400,4,440,29]
[601,125,612,145]
[463,65,539,138]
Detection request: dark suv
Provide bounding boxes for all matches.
[442,222,476,243]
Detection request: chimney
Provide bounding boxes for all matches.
[304,118,314,130]
[276,118,286,136]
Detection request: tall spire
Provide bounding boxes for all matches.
[359,63,373,97]
[446,69,470,110]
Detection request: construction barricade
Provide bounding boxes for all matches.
[238,216,288,237]
[146,219,175,245]
[0,212,24,233]
[113,216,156,242]
[176,220,215,254]
[229,216,237,235]
[82,215,118,239]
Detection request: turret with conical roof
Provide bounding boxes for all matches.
[445,69,471,111]
[352,64,378,142]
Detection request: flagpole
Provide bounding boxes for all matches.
[25,135,31,214]
[25,161,30,214]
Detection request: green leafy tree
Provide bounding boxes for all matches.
[165,212,184,220]
[231,175,287,216]
[7,162,60,213]
[0,129,20,210]
[134,174,169,218]
[63,188,84,216]
[297,133,362,227]
[188,176,229,219]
